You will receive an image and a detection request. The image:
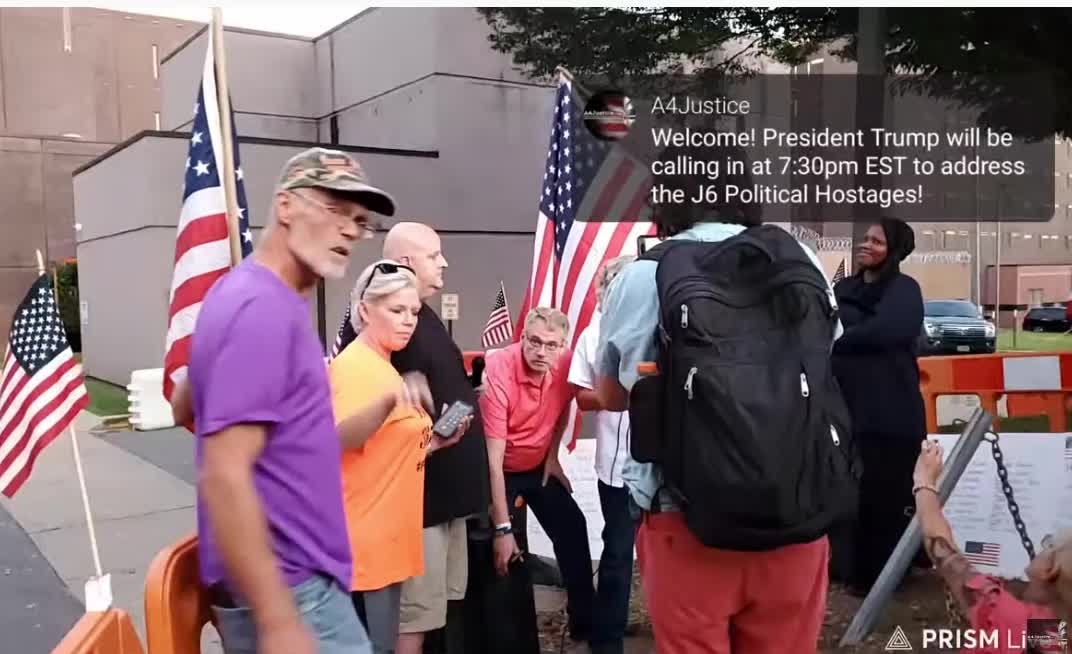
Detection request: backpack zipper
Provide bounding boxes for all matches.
[830,425,841,446]
[800,372,810,397]
[684,366,697,400]
[680,304,689,328]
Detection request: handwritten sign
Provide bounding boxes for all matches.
[526,438,637,562]
[933,432,1071,580]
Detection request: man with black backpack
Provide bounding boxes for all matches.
[593,143,856,653]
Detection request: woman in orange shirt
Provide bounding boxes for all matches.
[328,260,468,654]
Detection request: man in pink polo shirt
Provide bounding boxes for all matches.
[481,306,595,651]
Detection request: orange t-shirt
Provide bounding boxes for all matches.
[329,341,433,591]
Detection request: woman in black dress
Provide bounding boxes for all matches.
[831,218,927,594]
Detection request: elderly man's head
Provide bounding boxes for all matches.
[268,148,396,282]
[520,307,569,374]
[382,222,448,300]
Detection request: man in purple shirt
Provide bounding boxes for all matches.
[179,148,432,654]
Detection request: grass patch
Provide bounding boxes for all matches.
[71,354,128,417]
[84,377,128,417]
[998,328,1072,352]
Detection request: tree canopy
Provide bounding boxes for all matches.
[478,8,1071,139]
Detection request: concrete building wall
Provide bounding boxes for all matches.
[0,136,111,345]
[336,76,553,232]
[160,27,318,139]
[0,7,200,346]
[817,250,972,301]
[73,132,457,384]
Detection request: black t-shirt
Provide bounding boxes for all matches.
[392,303,490,527]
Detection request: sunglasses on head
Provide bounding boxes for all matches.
[360,262,415,300]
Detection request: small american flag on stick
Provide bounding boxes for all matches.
[831,258,847,284]
[481,282,512,348]
[330,304,356,361]
[0,274,89,497]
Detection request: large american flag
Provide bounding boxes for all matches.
[515,71,655,448]
[481,281,512,348]
[162,29,252,401]
[0,275,89,497]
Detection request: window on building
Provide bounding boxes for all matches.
[1030,288,1044,307]
[152,44,159,79]
[154,112,161,130]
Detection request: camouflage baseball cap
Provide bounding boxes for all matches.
[277,147,396,216]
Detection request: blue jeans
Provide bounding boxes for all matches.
[212,574,373,654]
[591,482,640,654]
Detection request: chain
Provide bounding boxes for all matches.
[983,429,1037,560]
[936,422,1037,627]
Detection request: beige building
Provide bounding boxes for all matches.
[75,8,554,385]
[71,8,1072,385]
[0,7,200,345]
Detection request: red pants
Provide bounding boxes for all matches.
[636,512,829,654]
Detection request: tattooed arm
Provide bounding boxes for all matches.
[914,440,982,617]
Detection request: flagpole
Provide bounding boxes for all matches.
[35,250,105,586]
[211,8,242,267]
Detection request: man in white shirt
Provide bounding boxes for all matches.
[567,255,637,654]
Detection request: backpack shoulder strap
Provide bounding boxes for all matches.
[637,239,685,264]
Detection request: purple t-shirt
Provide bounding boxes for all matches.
[189,258,351,591]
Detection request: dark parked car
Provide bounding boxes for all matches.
[1022,306,1071,333]
[918,300,996,356]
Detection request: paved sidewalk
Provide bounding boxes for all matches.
[0,412,216,651]
[1,412,654,653]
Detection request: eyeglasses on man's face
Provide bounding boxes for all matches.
[524,334,562,353]
[290,190,376,238]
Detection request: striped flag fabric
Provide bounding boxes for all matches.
[831,258,847,284]
[481,282,512,348]
[330,304,356,362]
[964,540,1001,566]
[0,274,89,497]
[162,28,252,401]
[515,70,655,449]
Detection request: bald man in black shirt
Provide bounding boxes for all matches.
[382,223,490,654]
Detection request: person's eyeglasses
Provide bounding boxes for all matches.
[360,262,415,300]
[289,190,377,239]
[524,335,561,353]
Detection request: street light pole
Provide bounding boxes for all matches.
[851,8,886,269]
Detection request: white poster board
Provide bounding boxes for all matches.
[526,438,637,562]
[440,293,459,320]
[933,432,1072,580]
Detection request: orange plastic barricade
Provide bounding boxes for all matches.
[143,533,212,654]
[50,609,145,654]
[918,352,1072,433]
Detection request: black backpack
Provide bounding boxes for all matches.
[628,224,861,551]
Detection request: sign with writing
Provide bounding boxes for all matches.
[933,431,1072,580]
[526,438,637,562]
[440,293,459,320]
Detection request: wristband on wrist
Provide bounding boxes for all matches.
[494,522,512,537]
[912,483,939,496]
